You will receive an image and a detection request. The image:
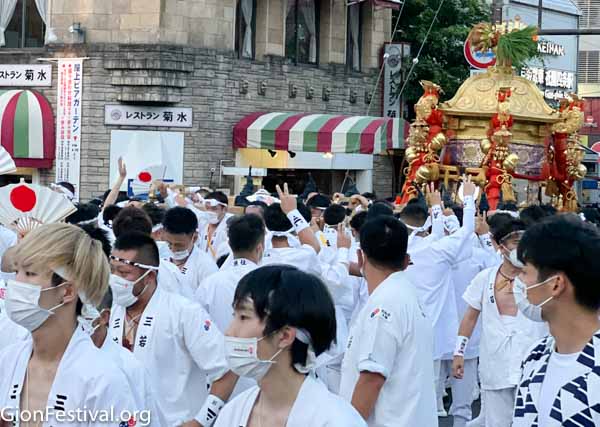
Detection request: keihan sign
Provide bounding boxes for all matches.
[537,40,565,56]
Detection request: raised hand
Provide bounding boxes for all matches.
[276,183,297,214]
[337,223,351,249]
[462,175,476,198]
[475,211,489,236]
[425,182,441,207]
[118,157,127,179]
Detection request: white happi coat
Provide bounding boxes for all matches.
[157,260,195,300]
[195,258,258,332]
[0,328,139,427]
[447,242,495,360]
[513,330,600,426]
[214,375,367,427]
[159,246,218,297]
[109,288,228,426]
[262,244,322,276]
[405,197,476,360]
[340,271,437,427]
[197,214,233,261]
[99,337,168,426]
[463,265,549,390]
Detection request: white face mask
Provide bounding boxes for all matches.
[5,280,67,332]
[501,245,524,269]
[170,247,191,261]
[155,241,172,260]
[224,335,284,382]
[206,211,221,225]
[513,275,557,322]
[109,270,152,308]
[78,303,101,336]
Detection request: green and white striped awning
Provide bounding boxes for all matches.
[0,90,55,168]
[233,112,408,154]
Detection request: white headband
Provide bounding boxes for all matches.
[270,227,295,237]
[205,199,228,208]
[404,216,432,233]
[294,328,317,374]
[51,183,75,201]
[77,217,97,226]
[152,224,163,233]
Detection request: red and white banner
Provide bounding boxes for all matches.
[55,59,84,200]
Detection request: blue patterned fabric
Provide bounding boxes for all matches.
[513,331,600,426]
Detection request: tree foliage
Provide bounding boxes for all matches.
[393,0,491,115]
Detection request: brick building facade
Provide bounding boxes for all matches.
[1,0,398,200]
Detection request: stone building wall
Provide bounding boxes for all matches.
[49,0,390,69]
[0,43,393,201]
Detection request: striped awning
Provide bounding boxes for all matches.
[0,90,55,168]
[233,112,408,154]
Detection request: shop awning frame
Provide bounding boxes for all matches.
[0,89,55,169]
[233,112,408,155]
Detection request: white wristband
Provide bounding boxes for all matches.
[286,209,310,233]
[463,195,475,209]
[454,336,469,357]
[195,394,225,427]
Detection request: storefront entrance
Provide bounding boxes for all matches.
[263,169,357,195]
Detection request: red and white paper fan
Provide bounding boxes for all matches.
[131,164,167,196]
[0,179,76,234]
[0,146,16,175]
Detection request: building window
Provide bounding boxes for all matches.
[347,3,362,71]
[286,0,319,65]
[3,0,45,48]
[236,0,256,59]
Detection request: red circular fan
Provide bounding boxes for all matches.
[138,172,152,183]
[10,185,36,212]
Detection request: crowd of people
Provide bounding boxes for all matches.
[0,162,599,427]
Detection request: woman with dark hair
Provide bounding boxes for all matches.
[215,265,365,427]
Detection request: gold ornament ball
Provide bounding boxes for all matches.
[415,165,431,183]
[405,147,418,163]
[503,153,519,172]
[480,138,492,154]
[429,133,447,152]
[576,164,588,179]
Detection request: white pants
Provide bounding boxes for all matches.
[466,391,485,427]
[483,387,516,427]
[434,359,478,426]
[434,359,445,410]
[449,358,478,427]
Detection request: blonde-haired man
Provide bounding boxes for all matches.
[0,223,141,426]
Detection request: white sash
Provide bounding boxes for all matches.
[110,289,161,360]
[6,330,93,426]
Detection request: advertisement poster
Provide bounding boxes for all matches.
[55,59,83,200]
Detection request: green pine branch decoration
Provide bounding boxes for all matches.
[495,26,541,68]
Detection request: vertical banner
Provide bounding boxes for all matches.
[55,59,83,200]
[383,43,405,118]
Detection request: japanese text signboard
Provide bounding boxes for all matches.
[104,105,193,128]
[0,64,51,86]
[55,59,83,200]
